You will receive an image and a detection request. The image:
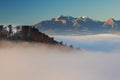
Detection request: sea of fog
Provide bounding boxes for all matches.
[53,34,120,52]
[0,34,120,80]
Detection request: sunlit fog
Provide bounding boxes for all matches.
[0,34,120,80]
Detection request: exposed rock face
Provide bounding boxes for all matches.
[35,16,120,35]
[104,18,116,28]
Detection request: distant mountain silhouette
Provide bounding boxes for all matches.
[35,16,120,35]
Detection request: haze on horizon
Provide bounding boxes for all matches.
[0,0,120,25]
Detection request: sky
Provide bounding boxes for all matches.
[0,0,120,25]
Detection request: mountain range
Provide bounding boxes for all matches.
[35,15,120,35]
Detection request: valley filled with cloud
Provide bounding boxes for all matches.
[0,34,120,80]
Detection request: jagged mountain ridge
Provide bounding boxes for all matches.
[35,15,120,35]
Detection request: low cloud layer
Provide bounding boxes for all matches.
[0,34,120,80]
[53,34,120,52]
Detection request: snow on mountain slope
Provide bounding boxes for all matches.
[35,16,120,35]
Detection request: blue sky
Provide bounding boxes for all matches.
[0,0,120,25]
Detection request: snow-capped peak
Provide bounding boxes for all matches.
[55,15,75,21]
[81,16,93,22]
[82,16,89,19]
